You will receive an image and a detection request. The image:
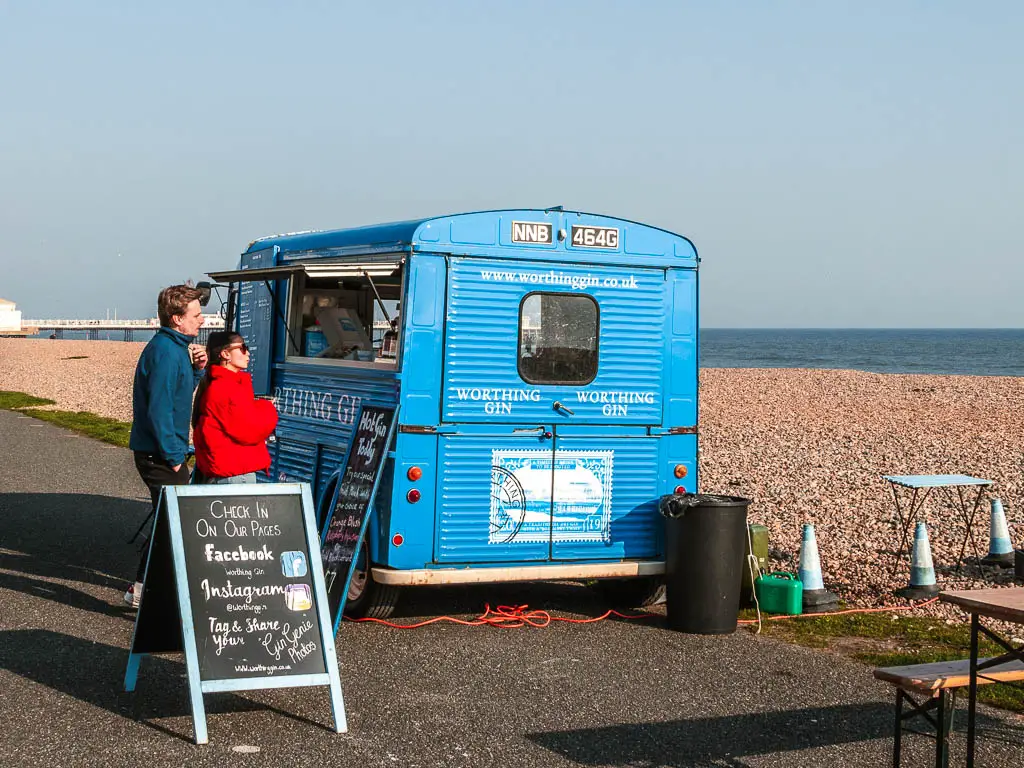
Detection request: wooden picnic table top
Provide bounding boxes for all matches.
[940,588,1024,624]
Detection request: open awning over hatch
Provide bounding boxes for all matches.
[208,259,402,283]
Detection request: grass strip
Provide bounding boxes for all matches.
[745,609,1024,712]
[0,390,55,408]
[0,390,131,448]
[18,408,131,448]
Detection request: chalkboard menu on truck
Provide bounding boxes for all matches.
[236,245,276,395]
[322,405,397,630]
[125,484,345,745]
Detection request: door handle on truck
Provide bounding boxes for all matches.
[512,426,552,439]
[552,401,575,416]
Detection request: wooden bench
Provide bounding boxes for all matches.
[874,657,1024,767]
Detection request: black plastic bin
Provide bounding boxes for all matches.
[660,493,752,634]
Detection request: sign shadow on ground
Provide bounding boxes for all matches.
[0,550,126,593]
[0,629,332,742]
[0,492,150,584]
[0,569,128,618]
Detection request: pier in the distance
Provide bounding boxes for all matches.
[20,315,225,341]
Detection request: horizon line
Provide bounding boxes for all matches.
[702,326,1024,331]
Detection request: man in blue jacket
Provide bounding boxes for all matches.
[125,284,208,607]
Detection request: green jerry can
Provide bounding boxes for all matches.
[755,571,803,615]
[739,523,769,605]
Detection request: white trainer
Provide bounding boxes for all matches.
[123,581,143,609]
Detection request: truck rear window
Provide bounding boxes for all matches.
[518,293,599,385]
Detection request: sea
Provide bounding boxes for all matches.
[24,328,1024,377]
[700,328,1024,377]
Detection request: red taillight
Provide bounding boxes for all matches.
[407,489,421,503]
[407,466,422,481]
[392,533,404,547]
[674,485,687,495]
[674,464,688,479]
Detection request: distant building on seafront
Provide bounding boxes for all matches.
[0,298,22,332]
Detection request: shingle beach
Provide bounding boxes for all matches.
[3,337,1022,609]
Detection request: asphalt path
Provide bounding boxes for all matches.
[2,408,1023,767]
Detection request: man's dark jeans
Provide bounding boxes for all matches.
[133,452,190,582]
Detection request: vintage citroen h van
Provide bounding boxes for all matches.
[209,208,699,617]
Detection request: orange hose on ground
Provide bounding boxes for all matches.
[344,598,940,630]
[345,603,657,629]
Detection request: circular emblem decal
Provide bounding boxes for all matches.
[490,466,527,543]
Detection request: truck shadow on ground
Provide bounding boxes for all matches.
[0,628,331,742]
[526,701,1018,767]
[368,580,666,628]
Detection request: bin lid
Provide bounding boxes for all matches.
[660,493,753,517]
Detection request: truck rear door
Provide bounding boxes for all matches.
[436,256,668,563]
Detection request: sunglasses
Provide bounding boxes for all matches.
[224,343,249,354]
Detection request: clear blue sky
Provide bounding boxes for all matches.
[1,2,1020,327]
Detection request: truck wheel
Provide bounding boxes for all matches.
[592,577,665,609]
[343,543,401,620]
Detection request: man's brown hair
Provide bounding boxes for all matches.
[157,285,203,327]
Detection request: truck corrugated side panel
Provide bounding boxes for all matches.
[443,257,665,425]
[436,432,550,564]
[270,364,400,551]
[317,445,347,502]
[551,434,662,560]
[274,438,316,485]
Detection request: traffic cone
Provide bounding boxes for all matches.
[982,498,1015,568]
[798,524,839,613]
[898,521,940,599]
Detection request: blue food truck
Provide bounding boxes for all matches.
[208,208,699,617]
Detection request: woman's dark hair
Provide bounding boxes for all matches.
[192,331,244,428]
[205,331,243,367]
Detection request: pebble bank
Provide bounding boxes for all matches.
[3,338,1023,611]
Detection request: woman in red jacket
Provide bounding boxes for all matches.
[193,331,278,483]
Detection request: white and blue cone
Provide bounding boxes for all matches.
[982,498,1015,568]
[899,521,940,599]
[798,523,839,613]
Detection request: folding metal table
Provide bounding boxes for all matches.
[882,474,992,575]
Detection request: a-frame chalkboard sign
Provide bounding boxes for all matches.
[321,404,398,633]
[124,483,345,744]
